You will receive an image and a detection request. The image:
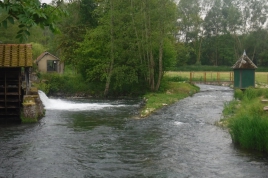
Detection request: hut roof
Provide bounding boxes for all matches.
[0,44,33,67]
[35,52,59,63]
[232,51,257,69]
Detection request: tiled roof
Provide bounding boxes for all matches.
[0,44,32,67]
[232,52,257,69]
[36,52,59,63]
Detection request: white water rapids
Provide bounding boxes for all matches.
[38,90,122,111]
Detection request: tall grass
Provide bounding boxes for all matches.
[227,88,268,152]
[222,100,239,117]
[229,114,268,152]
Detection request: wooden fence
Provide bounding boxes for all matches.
[166,71,268,85]
[189,72,234,85]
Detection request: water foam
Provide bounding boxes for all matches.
[38,90,117,111]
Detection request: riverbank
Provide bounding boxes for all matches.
[34,73,199,118]
[140,81,199,117]
[221,87,268,153]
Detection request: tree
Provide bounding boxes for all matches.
[76,0,177,96]
[0,0,66,42]
[53,0,98,72]
[177,0,203,65]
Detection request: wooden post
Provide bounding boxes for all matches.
[204,72,206,83]
[190,72,192,83]
[211,72,212,81]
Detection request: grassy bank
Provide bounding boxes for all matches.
[222,88,268,152]
[141,76,199,117]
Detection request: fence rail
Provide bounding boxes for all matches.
[189,72,234,84]
[166,71,268,85]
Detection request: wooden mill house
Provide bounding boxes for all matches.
[0,44,34,122]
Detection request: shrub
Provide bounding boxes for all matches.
[36,73,91,95]
[222,100,239,117]
[234,89,243,100]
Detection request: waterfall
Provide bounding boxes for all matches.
[38,90,115,111]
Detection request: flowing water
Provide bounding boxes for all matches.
[0,85,268,178]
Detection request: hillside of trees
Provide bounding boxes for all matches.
[0,0,268,96]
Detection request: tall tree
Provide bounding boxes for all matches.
[76,0,177,95]
[177,0,203,64]
[55,0,98,72]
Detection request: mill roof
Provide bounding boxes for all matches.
[0,44,32,67]
[232,51,257,69]
[36,52,59,63]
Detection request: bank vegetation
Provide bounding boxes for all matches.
[221,88,268,153]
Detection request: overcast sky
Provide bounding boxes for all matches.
[41,0,52,4]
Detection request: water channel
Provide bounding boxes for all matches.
[0,85,268,177]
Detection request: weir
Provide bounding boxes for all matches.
[38,90,124,111]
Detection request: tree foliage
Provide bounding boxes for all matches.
[176,0,268,67]
[0,0,66,42]
[76,0,177,96]
[1,0,268,96]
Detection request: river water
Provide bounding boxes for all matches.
[0,85,268,178]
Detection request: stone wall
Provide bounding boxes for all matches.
[21,88,45,123]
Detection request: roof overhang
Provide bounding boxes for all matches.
[0,44,32,67]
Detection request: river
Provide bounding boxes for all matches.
[0,85,267,178]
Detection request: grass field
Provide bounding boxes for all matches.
[165,71,268,84]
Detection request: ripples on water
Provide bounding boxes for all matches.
[0,85,268,177]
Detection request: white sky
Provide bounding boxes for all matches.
[41,0,52,4]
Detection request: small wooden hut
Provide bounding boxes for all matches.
[232,51,257,89]
[35,52,64,74]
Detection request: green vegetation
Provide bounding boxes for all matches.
[34,72,93,96]
[1,0,268,97]
[222,88,268,152]
[141,76,199,117]
[0,0,66,42]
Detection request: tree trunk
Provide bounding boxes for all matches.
[155,0,166,91]
[104,0,115,96]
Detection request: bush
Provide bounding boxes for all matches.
[234,89,243,100]
[36,73,92,96]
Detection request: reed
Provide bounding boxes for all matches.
[226,88,268,152]
[229,114,268,152]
